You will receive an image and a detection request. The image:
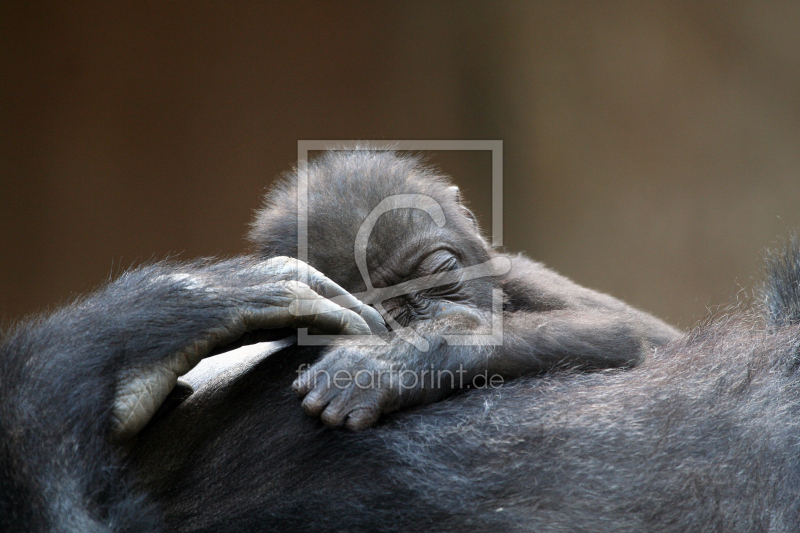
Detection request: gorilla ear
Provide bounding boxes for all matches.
[448,185,462,203]
[447,186,480,230]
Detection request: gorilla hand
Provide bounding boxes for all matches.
[293,308,490,431]
[111,256,386,441]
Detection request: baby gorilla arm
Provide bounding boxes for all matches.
[249,149,679,430]
[293,254,679,430]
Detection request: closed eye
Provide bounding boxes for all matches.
[384,252,465,327]
[419,256,463,299]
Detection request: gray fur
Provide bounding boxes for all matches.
[252,150,680,429]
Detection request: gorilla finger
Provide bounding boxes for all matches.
[301,385,338,417]
[291,368,323,397]
[291,374,311,397]
[242,281,371,335]
[257,259,387,335]
[353,304,387,335]
[320,294,385,335]
[320,401,348,427]
[344,407,381,431]
[280,259,387,335]
[284,281,374,335]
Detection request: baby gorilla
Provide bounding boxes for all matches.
[250,150,680,429]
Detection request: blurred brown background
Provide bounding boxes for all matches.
[3,1,800,329]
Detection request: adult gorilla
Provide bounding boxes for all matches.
[3,151,799,532]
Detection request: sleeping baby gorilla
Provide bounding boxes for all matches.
[249,150,680,429]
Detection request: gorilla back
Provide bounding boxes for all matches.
[128,276,800,532]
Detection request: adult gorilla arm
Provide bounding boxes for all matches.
[0,256,383,533]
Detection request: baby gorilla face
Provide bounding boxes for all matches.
[249,150,495,332]
[375,246,491,328]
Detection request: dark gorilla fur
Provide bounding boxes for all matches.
[3,150,800,532]
[131,238,800,532]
